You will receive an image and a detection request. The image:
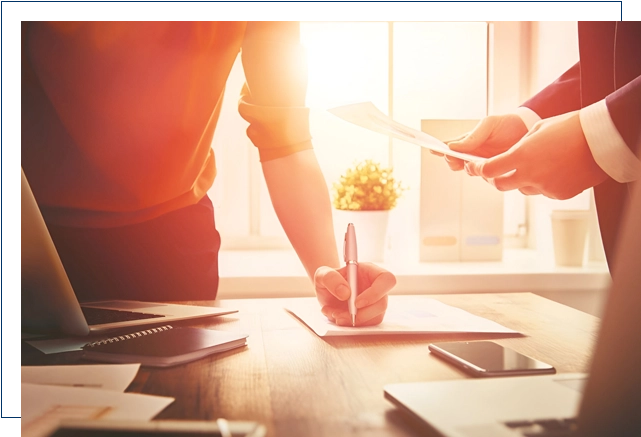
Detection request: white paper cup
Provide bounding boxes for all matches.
[551,210,590,267]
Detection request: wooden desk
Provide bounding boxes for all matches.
[22,293,600,437]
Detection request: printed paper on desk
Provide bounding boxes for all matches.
[328,102,485,162]
[21,363,140,391]
[286,296,518,337]
[22,383,174,437]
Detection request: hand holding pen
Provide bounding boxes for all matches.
[313,224,396,327]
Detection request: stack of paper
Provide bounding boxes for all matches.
[21,364,173,437]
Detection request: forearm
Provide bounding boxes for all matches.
[262,149,341,280]
[521,61,582,119]
[517,73,641,184]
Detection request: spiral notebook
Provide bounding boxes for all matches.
[82,325,248,367]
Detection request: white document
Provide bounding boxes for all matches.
[286,296,517,337]
[27,336,100,354]
[22,383,174,437]
[328,102,485,162]
[21,364,140,391]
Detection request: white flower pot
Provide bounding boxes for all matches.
[333,209,390,263]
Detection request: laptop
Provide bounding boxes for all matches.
[385,179,641,436]
[22,168,237,336]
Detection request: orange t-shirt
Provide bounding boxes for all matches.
[22,21,312,227]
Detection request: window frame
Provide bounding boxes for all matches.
[212,21,538,252]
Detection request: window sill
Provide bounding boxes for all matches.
[217,248,610,299]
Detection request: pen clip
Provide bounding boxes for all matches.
[344,223,357,263]
[343,230,347,263]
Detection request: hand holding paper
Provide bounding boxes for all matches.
[328,102,486,163]
[444,113,529,171]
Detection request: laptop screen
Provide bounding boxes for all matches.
[576,179,641,436]
[22,169,90,336]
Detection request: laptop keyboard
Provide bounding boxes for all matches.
[81,306,166,325]
[504,417,578,436]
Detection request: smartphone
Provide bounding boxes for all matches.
[428,341,556,377]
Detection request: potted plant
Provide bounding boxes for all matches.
[332,159,406,261]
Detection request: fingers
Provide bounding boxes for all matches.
[320,305,340,323]
[445,133,469,144]
[466,151,518,179]
[331,295,388,327]
[444,155,465,171]
[318,262,396,327]
[447,118,494,152]
[432,133,472,170]
[486,170,522,192]
[432,150,466,171]
[314,266,350,303]
[519,186,540,196]
[474,167,540,196]
[354,262,396,309]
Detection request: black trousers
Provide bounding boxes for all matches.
[48,195,221,303]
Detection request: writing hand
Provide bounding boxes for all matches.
[314,262,396,327]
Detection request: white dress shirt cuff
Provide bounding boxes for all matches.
[579,99,641,183]
[514,106,541,130]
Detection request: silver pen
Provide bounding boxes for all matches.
[344,223,358,326]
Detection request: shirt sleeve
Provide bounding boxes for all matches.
[580,99,641,183]
[514,106,541,130]
[516,99,640,183]
[238,22,313,162]
[521,61,582,119]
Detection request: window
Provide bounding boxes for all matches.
[209,22,592,262]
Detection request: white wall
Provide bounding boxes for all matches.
[528,22,579,97]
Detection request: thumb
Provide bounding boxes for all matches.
[448,117,497,153]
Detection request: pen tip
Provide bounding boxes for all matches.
[352,315,356,327]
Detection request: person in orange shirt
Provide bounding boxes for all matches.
[21,21,394,327]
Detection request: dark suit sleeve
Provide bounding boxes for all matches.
[606,74,641,157]
[520,62,582,119]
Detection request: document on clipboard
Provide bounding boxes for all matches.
[328,102,485,162]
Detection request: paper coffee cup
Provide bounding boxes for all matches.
[551,210,590,267]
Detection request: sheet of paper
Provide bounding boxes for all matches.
[286,296,518,337]
[21,383,174,437]
[328,102,485,162]
[21,363,140,391]
[26,336,99,354]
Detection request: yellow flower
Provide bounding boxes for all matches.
[332,159,407,211]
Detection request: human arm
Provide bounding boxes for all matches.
[464,111,609,199]
[262,151,395,326]
[261,150,340,280]
[583,74,641,180]
[238,22,394,325]
[464,74,641,197]
[441,62,582,171]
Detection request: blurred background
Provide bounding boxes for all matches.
[208,21,608,316]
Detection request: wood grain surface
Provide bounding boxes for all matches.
[22,293,601,437]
